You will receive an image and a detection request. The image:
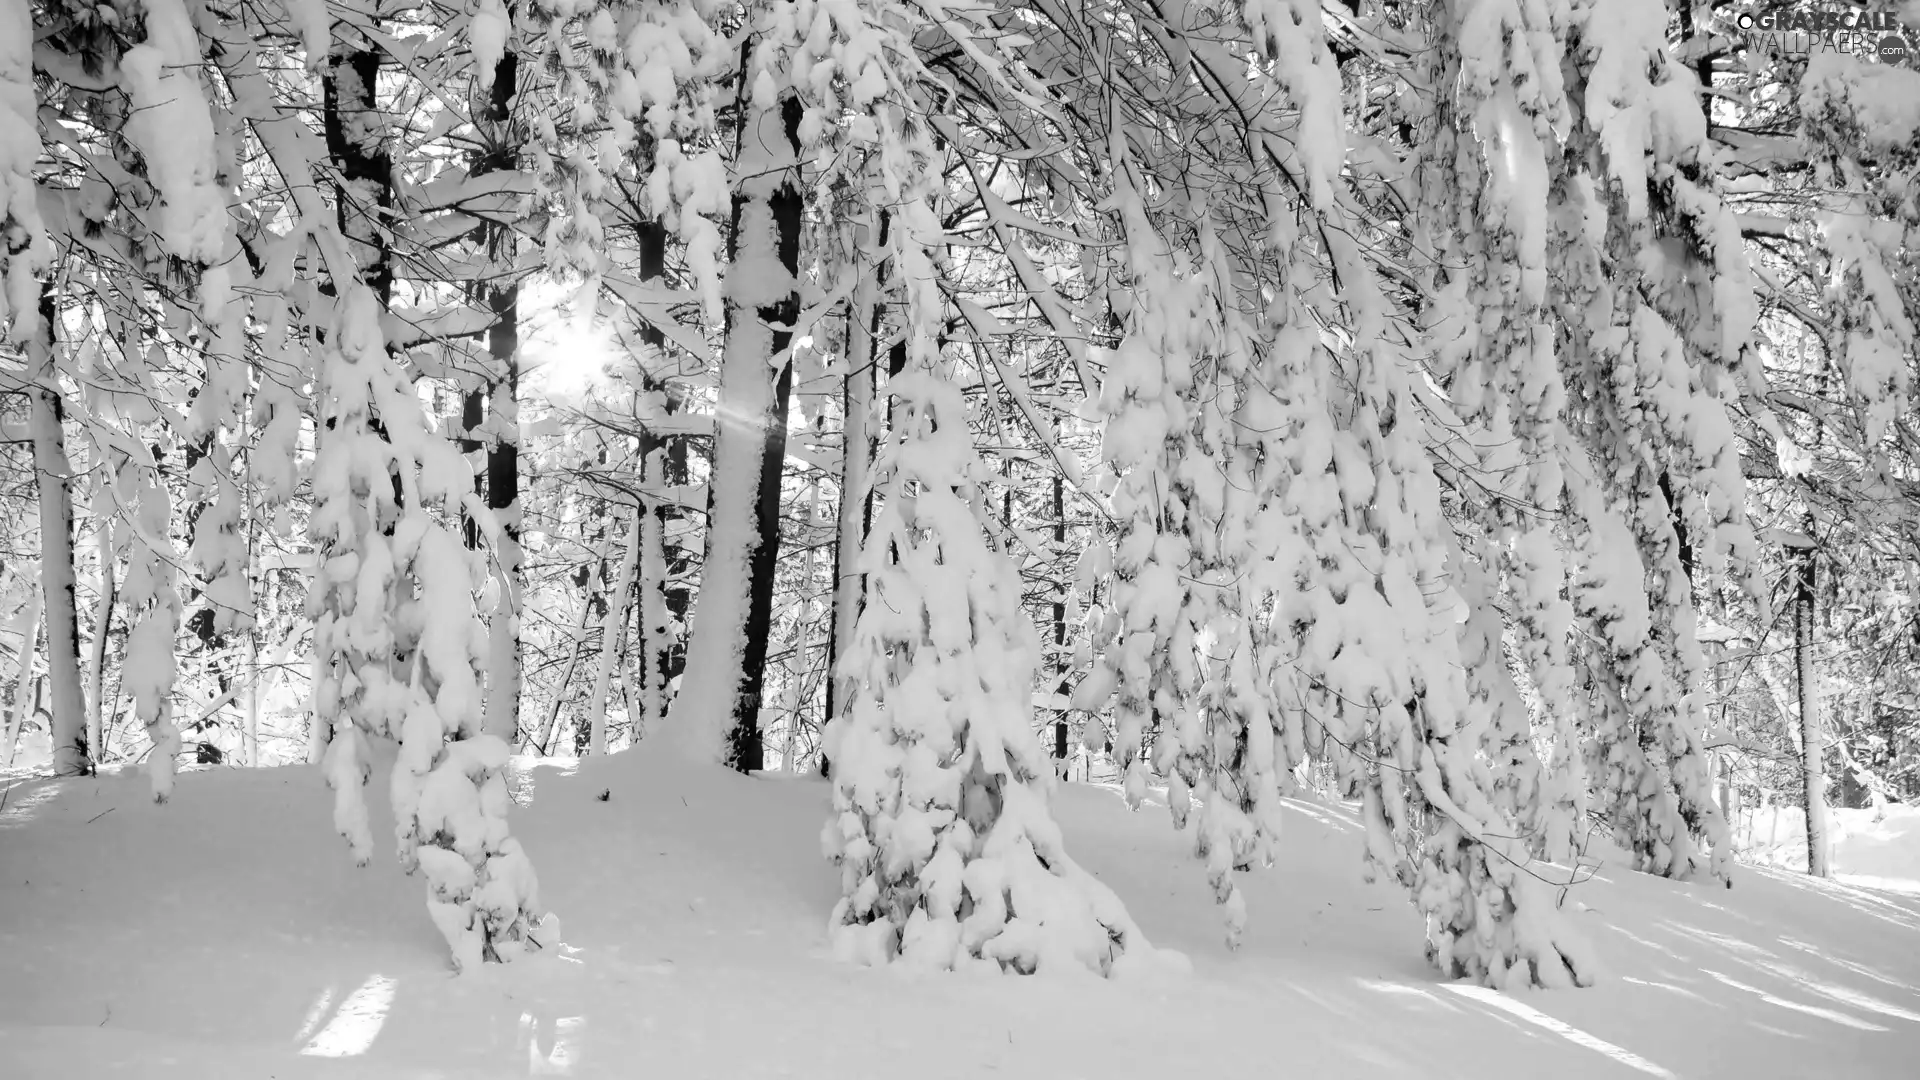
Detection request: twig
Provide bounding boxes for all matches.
[84,807,114,824]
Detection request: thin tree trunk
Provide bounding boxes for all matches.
[825,222,881,742]
[238,422,257,767]
[86,525,114,766]
[229,629,301,765]
[540,593,596,755]
[3,585,42,768]
[1715,628,1739,844]
[662,425,691,694]
[1051,470,1068,773]
[243,625,261,767]
[616,625,641,749]
[632,209,676,740]
[781,479,822,773]
[673,84,804,772]
[637,474,669,738]
[459,388,485,548]
[587,504,644,755]
[1796,542,1830,878]
[476,50,522,746]
[484,284,522,745]
[28,287,90,777]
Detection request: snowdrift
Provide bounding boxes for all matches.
[2,752,1919,1078]
[1740,803,1920,892]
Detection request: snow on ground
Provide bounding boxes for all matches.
[1740,803,1920,894]
[3,752,1919,1079]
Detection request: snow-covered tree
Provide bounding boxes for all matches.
[818,0,1166,977]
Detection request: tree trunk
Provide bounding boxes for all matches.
[1707,622,1732,842]
[637,466,669,738]
[633,206,675,741]
[1796,542,1830,878]
[540,590,596,755]
[28,287,90,777]
[243,624,261,767]
[459,388,485,548]
[825,225,881,738]
[484,283,522,745]
[3,585,42,768]
[1051,470,1069,776]
[322,48,394,303]
[617,633,641,748]
[476,50,522,746]
[673,84,804,772]
[85,524,115,764]
[587,503,644,755]
[781,479,822,773]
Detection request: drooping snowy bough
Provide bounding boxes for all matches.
[817,0,1166,977]
[0,0,50,341]
[823,362,1161,975]
[299,16,549,971]
[1049,0,1616,987]
[308,286,548,972]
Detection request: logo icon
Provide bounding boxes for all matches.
[1735,6,1915,66]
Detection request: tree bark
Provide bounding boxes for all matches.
[637,463,669,737]
[2,584,42,768]
[1796,542,1830,878]
[28,287,90,777]
[540,594,595,755]
[243,624,261,767]
[781,478,822,773]
[1051,469,1068,774]
[484,285,522,745]
[87,525,115,765]
[587,503,644,755]
[322,48,394,304]
[825,224,881,736]
[633,204,677,740]
[1707,615,1732,844]
[477,52,523,746]
[673,84,804,772]
[459,388,485,549]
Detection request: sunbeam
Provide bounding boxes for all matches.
[1445,985,1677,1079]
[300,974,397,1058]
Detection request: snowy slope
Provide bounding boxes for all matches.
[1740,803,1920,893]
[2,752,1918,1079]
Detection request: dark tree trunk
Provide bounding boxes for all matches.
[476,50,522,744]
[485,282,521,742]
[1796,539,1830,878]
[29,285,90,777]
[823,219,888,738]
[633,211,684,733]
[729,360,796,773]
[1052,471,1068,768]
[459,389,485,548]
[718,97,805,774]
[322,48,394,305]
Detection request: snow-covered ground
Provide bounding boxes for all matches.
[1739,803,1920,894]
[3,753,1918,1079]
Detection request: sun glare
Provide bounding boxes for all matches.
[530,314,622,401]
[300,974,398,1058]
[1444,984,1678,1079]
